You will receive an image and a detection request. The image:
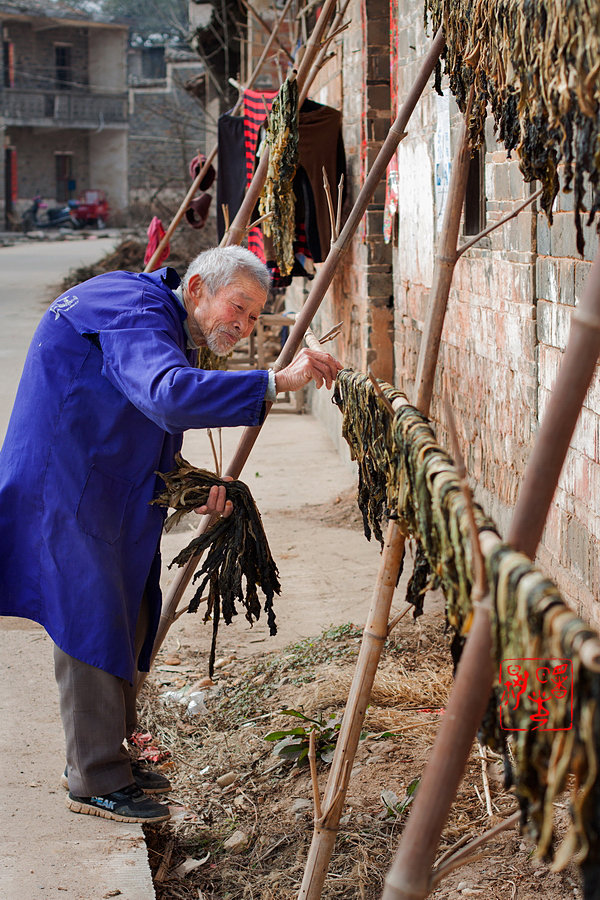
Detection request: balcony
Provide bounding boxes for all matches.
[1,89,128,129]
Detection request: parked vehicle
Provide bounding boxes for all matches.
[73,189,110,228]
[22,196,82,232]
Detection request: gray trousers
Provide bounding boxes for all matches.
[53,595,149,797]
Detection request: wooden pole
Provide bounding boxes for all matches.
[143,0,295,274]
[298,64,474,900]
[140,27,445,691]
[382,241,600,899]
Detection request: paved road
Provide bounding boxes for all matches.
[0,234,119,434]
[0,234,156,900]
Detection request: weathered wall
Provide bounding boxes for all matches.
[9,127,89,203]
[89,129,128,210]
[535,186,600,627]
[88,27,128,93]
[3,20,89,90]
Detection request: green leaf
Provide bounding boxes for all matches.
[279,708,322,725]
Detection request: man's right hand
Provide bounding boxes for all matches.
[275,348,342,393]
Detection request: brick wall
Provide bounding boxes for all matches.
[535,181,600,627]
[390,3,600,624]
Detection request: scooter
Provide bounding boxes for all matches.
[22,197,82,232]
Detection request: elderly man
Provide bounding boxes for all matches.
[0,246,340,824]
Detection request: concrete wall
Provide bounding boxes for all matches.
[9,127,89,205]
[89,28,128,93]
[89,129,128,210]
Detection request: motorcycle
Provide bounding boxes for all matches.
[22,197,82,232]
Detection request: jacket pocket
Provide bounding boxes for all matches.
[77,465,133,544]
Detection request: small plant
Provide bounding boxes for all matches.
[264,708,342,765]
[380,777,420,819]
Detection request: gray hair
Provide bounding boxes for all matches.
[183,246,271,296]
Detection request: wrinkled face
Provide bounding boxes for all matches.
[184,272,266,355]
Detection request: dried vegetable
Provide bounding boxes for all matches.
[258,75,299,275]
[484,543,600,884]
[333,369,600,877]
[154,454,280,675]
[424,0,600,254]
[333,369,497,625]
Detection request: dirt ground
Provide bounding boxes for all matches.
[135,424,583,900]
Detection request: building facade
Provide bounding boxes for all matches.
[0,0,129,228]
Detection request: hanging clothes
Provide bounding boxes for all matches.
[215,94,346,282]
[144,216,169,267]
[216,113,247,241]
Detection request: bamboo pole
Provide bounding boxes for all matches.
[143,0,295,274]
[298,63,475,900]
[141,27,445,691]
[382,243,600,899]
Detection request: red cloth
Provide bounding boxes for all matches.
[144,216,169,268]
[243,89,278,263]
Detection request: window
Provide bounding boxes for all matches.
[55,44,72,90]
[463,146,486,236]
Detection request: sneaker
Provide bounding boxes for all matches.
[61,762,171,794]
[66,783,171,823]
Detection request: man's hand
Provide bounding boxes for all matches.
[195,476,234,518]
[275,348,342,393]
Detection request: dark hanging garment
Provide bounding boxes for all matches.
[216,113,247,242]
[296,101,346,262]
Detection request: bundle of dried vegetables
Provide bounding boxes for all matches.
[424,0,600,254]
[333,369,497,626]
[258,75,299,275]
[333,369,600,876]
[153,454,280,675]
[483,542,600,881]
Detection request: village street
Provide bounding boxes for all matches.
[0,236,383,898]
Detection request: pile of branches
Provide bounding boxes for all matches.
[425,0,600,253]
[154,454,280,675]
[333,369,600,883]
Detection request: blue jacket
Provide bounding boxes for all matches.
[0,267,269,681]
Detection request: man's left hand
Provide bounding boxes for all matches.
[195,476,234,518]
